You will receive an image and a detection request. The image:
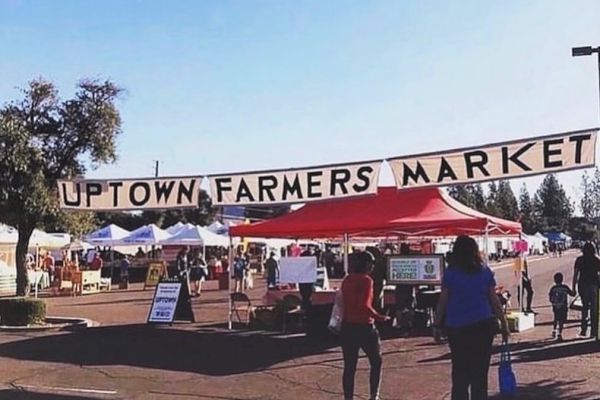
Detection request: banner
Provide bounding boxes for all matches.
[209,161,382,205]
[388,129,597,189]
[279,256,318,284]
[58,176,202,211]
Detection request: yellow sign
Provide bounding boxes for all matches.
[144,262,167,290]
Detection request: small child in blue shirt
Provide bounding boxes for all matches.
[548,272,575,340]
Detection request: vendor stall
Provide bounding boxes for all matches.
[230,187,521,331]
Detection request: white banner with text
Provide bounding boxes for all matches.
[388,129,597,189]
[58,176,202,211]
[208,161,382,206]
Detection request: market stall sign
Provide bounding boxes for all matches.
[208,161,382,206]
[388,129,597,189]
[387,255,444,285]
[58,176,202,211]
[144,262,168,290]
[147,277,195,324]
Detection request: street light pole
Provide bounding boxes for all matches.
[572,46,600,122]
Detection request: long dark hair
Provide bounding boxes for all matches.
[451,235,483,273]
[582,242,597,260]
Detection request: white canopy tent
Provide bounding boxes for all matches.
[166,222,195,235]
[118,224,171,246]
[85,224,131,246]
[162,225,230,247]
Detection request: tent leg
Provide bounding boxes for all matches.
[343,233,349,275]
[228,237,233,330]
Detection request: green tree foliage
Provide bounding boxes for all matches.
[0,78,122,295]
[580,170,595,221]
[495,180,519,221]
[518,184,537,234]
[534,174,572,232]
[485,181,500,217]
[447,183,486,211]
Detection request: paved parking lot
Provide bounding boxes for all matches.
[0,251,598,399]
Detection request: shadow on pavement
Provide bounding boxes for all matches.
[489,379,598,400]
[0,324,339,376]
[511,339,600,364]
[0,390,99,399]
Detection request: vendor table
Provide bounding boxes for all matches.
[263,289,396,306]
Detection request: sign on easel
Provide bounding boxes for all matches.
[147,277,195,324]
[144,262,168,290]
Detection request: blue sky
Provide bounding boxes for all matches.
[1,0,600,208]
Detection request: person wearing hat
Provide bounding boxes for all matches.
[340,250,390,400]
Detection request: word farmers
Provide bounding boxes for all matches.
[209,162,381,205]
[58,177,202,211]
[388,130,597,188]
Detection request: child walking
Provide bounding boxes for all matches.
[548,272,575,340]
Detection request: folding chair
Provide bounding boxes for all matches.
[230,292,254,325]
[282,294,305,333]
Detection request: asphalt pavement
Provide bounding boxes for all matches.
[0,250,598,399]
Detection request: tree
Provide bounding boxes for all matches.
[580,170,595,221]
[518,184,537,234]
[447,183,486,212]
[485,181,501,217]
[0,79,122,295]
[495,180,519,221]
[533,174,572,232]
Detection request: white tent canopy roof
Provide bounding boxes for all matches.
[119,224,171,245]
[86,224,131,246]
[0,224,18,244]
[162,225,229,247]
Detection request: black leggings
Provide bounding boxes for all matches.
[341,323,382,400]
[447,318,495,400]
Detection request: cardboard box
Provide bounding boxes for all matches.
[506,311,535,332]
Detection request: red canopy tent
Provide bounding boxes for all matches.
[230,187,521,239]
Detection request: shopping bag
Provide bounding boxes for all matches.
[328,289,344,335]
[498,343,518,396]
[569,295,582,311]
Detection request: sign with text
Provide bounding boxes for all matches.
[388,129,597,189]
[144,262,168,290]
[147,281,181,323]
[58,176,202,211]
[387,255,444,285]
[209,161,382,205]
[279,256,318,284]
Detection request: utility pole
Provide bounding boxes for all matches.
[154,160,160,178]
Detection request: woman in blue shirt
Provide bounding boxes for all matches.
[434,235,509,400]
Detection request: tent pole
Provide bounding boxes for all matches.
[343,233,349,275]
[228,236,233,330]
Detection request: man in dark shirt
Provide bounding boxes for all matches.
[265,252,279,289]
[572,242,600,338]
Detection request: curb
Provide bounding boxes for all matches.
[0,316,98,332]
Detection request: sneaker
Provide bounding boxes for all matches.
[578,331,588,338]
[551,330,557,339]
[557,333,563,341]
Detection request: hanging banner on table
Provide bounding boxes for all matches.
[57,176,203,211]
[208,161,382,205]
[387,255,445,285]
[279,256,318,284]
[388,128,598,189]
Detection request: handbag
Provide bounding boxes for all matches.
[328,289,344,335]
[498,342,518,396]
[569,295,582,311]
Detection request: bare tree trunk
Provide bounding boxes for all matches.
[15,224,34,297]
